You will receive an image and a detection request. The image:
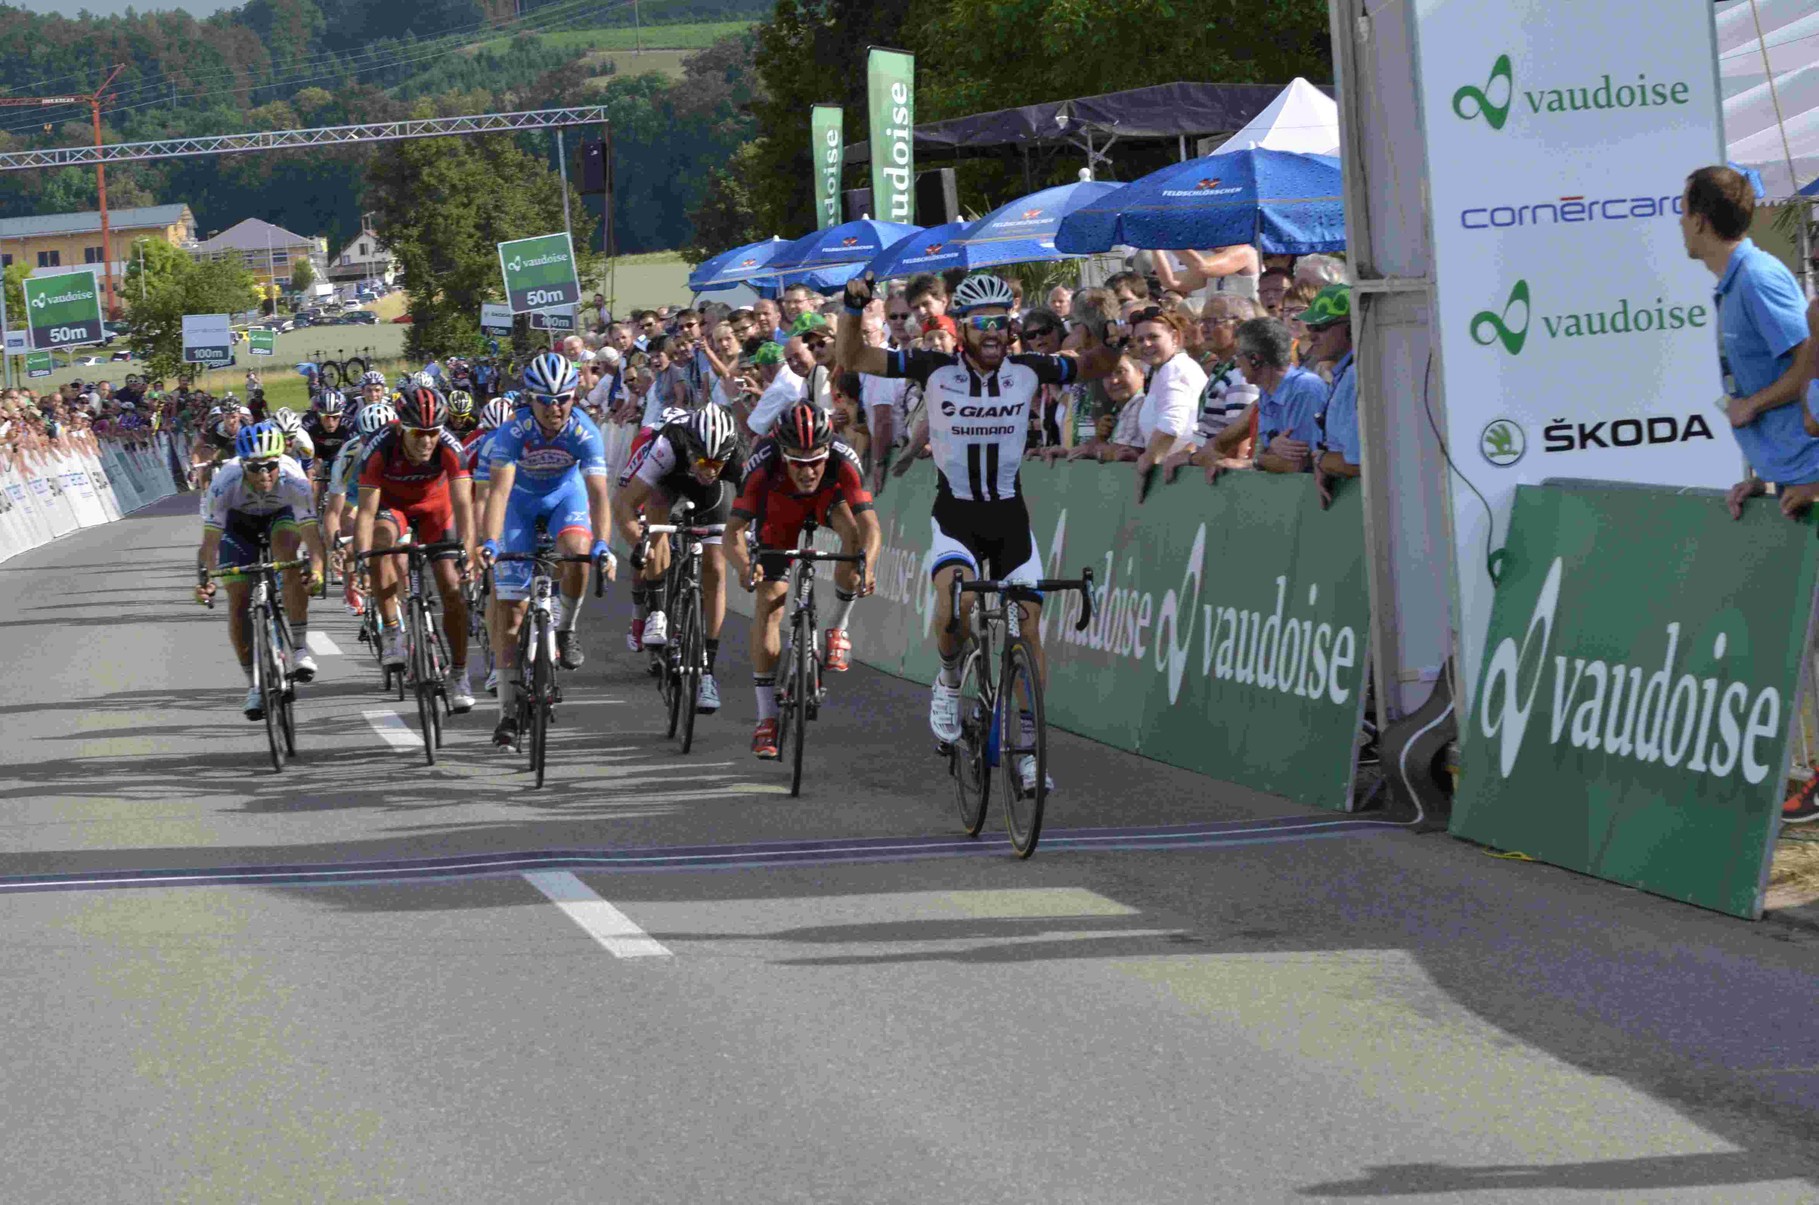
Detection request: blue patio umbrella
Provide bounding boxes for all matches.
[950,181,1123,265]
[863,221,974,280]
[756,219,924,291]
[688,236,788,292]
[1054,149,1345,255]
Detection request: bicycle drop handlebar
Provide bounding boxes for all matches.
[946,566,1097,636]
[356,539,468,563]
[492,549,611,597]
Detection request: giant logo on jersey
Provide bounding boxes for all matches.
[937,399,1025,419]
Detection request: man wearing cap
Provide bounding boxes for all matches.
[749,314,836,438]
[1302,284,1360,505]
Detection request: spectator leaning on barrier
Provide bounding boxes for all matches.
[1192,318,1327,480]
[1059,353,1147,463]
[1129,306,1206,500]
[1680,164,1819,519]
[1303,285,1360,507]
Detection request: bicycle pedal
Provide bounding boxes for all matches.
[934,740,954,757]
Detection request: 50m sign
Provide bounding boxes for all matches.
[22,269,104,351]
[498,233,580,315]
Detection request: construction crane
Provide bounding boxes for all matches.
[0,65,127,316]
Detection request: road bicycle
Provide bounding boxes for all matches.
[203,536,313,773]
[640,500,718,755]
[358,539,465,765]
[945,567,1095,857]
[304,346,375,392]
[756,521,866,797]
[494,537,606,788]
[467,567,494,695]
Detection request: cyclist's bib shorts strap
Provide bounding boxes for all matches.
[495,476,593,601]
[929,490,1042,587]
[218,507,298,580]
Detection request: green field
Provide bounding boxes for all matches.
[471,20,750,55]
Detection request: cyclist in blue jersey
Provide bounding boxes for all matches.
[478,352,618,748]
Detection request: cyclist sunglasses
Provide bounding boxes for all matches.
[781,451,830,466]
[404,425,443,437]
[692,456,728,473]
[530,392,575,405]
[962,314,1013,332]
[243,459,279,473]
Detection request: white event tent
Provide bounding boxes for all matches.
[1718,0,1819,197]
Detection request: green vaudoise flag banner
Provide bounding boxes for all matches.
[866,49,915,225]
[497,232,580,315]
[810,104,844,230]
[249,328,275,356]
[1453,483,1819,918]
[22,268,104,351]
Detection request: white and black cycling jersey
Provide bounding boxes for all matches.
[878,348,1078,502]
[201,455,315,529]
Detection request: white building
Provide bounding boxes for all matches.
[328,214,397,286]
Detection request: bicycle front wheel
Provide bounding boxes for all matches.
[999,637,1047,857]
[952,640,990,836]
[788,619,809,796]
[274,616,297,759]
[254,604,284,773]
[413,610,438,767]
[676,590,701,755]
[530,612,551,788]
[319,361,343,392]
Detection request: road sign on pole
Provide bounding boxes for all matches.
[498,233,580,314]
[249,328,276,357]
[182,314,234,367]
[22,268,104,351]
[480,302,514,335]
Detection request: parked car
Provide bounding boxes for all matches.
[346,310,378,325]
[392,314,412,324]
[110,350,133,362]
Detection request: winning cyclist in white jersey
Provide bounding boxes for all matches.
[836,273,1117,778]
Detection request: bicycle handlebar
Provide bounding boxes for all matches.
[493,550,611,597]
[357,539,467,562]
[756,547,867,567]
[208,558,311,579]
[946,566,1096,635]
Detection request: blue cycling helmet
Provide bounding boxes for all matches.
[522,351,578,400]
[235,422,285,461]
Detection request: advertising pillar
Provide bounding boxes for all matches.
[867,49,916,225]
[811,104,845,231]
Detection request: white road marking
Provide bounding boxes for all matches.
[523,870,672,958]
[362,708,423,750]
[306,631,343,656]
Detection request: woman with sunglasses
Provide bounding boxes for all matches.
[194,422,327,720]
[837,271,1120,789]
[479,353,619,749]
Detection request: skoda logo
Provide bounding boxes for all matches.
[1481,419,1525,467]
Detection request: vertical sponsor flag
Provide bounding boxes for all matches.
[1408,0,1728,710]
[181,314,234,367]
[22,269,104,351]
[811,104,845,230]
[867,49,916,225]
[497,232,581,315]
[24,351,52,379]
[249,328,276,356]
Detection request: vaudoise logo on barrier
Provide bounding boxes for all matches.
[1453,53,1693,131]
[1471,278,1712,357]
[1478,557,1785,785]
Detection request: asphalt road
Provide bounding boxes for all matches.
[5,494,1819,1204]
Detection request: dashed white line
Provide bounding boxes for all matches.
[362,708,423,750]
[523,870,672,958]
[307,631,343,656]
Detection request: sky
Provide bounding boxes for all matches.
[10,0,239,15]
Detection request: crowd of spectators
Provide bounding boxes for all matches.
[541,249,1365,513]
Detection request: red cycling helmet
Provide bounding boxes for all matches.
[775,400,832,461]
[397,386,448,430]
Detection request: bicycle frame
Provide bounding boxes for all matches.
[494,541,604,787]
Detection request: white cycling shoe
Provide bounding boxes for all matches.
[448,678,475,714]
[696,672,721,713]
[292,650,318,682]
[381,629,405,669]
[929,679,962,744]
[1016,755,1056,794]
[642,611,669,646]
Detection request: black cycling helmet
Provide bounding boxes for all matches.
[775,400,833,460]
[397,386,449,430]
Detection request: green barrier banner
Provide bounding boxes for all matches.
[22,269,103,351]
[249,328,275,356]
[498,232,580,315]
[24,351,52,378]
[773,461,1370,810]
[866,48,916,225]
[1453,484,1818,918]
[811,104,844,230]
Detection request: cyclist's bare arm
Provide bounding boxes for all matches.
[481,461,516,547]
[613,474,654,549]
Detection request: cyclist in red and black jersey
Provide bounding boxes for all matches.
[353,386,479,712]
[725,401,880,759]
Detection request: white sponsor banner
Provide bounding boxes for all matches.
[1410,0,1729,709]
[2,329,25,354]
[182,313,234,367]
[480,302,514,334]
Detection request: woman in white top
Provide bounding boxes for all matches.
[1129,307,1207,498]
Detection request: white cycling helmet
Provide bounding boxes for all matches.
[479,398,512,431]
[269,407,303,435]
[358,402,396,436]
[683,406,737,463]
[949,273,1017,315]
[360,370,387,388]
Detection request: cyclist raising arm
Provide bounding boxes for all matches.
[477,353,617,749]
[194,423,327,718]
[836,271,1117,790]
[724,402,880,759]
[353,386,479,712]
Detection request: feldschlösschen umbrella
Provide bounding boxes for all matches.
[688,236,788,292]
[757,219,924,291]
[1054,149,1344,255]
[862,221,974,281]
[950,180,1122,265]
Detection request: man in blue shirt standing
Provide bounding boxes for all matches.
[1682,165,1819,519]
